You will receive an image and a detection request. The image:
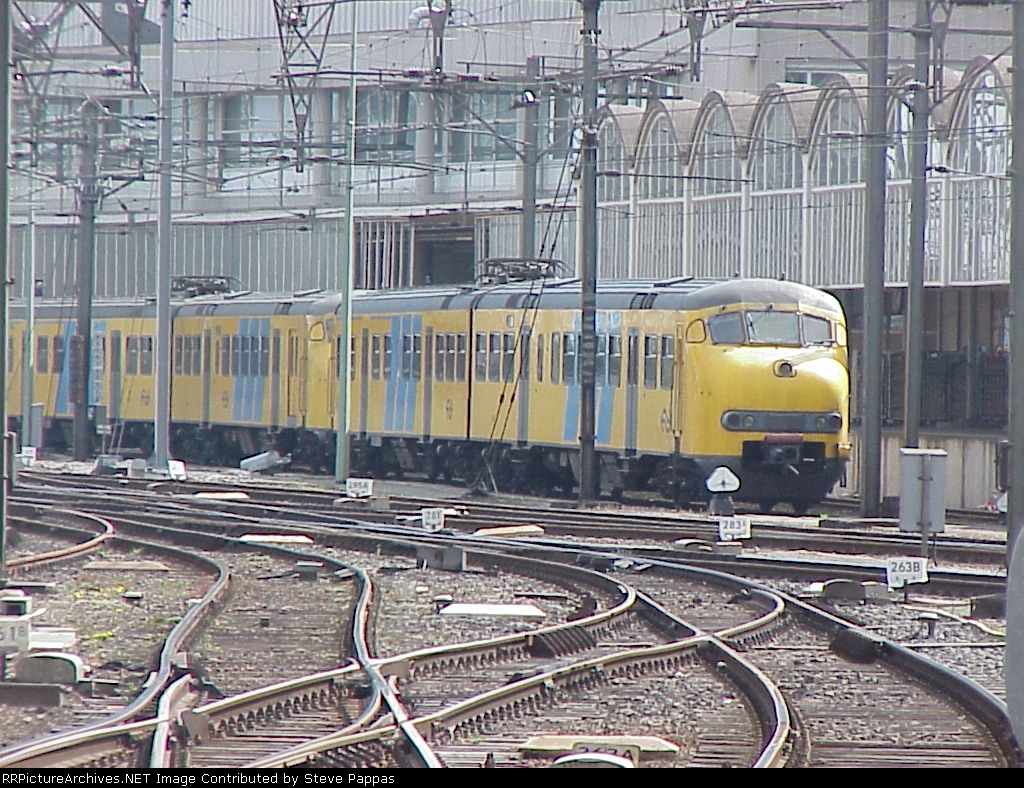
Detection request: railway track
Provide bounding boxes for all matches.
[1,470,1017,767]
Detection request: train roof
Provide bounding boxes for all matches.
[11,277,843,322]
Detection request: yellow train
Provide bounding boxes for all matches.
[6,274,850,512]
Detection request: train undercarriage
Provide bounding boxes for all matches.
[27,416,841,512]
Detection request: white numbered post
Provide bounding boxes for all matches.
[718,516,751,541]
[885,556,929,590]
[346,478,374,498]
[421,508,446,533]
[0,617,31,653]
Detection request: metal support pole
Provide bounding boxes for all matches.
[860,0,889,518]
[903,0,930,449]
[578,0,600,503]
[334,0,357,483]
[0,0,10,584]
[21,207,36,450]
[1008,0,1024,562]
[153,0,174,470]
[72,103,98,462]
[520,56,540,260]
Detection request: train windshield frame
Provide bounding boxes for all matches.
[708,309,834,347]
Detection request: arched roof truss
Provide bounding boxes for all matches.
[947,56,1009,175]
[808,76,864,186]
[690,93,742,196]
[597,105,644,203]
[748,89,803,191]
[635,98,701,200]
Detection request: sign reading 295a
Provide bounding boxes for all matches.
[885,557,929,589]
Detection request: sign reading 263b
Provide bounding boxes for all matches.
[885,557,929,589]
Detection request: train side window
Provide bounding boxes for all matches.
[488,332,501,382]
[435,334,446,381]
[174,336,184,375]
[802,313,832,346]
[239,336,251,377]
[595,334,608,385]
[520,333,530,380]
[261,335,271,376]
[53,336,65,373]
[412,334,422,380]
[562,333,577,385]
[218,338,227,376]
[445,334,456,381]
[231,335,240,377]
[141,336,154,375]
[36,335,48,373]
[126,335,139,375]
[272,334,281,377]
[350,336,356,381]
[401,334,413,379]
[371,335,381,379]
[643,335,658,389]
[502,332,515,382]
[627,334,638,385]
[475,332,487,382]
[536,334,545,382]
[660,335,674,390]
[382,335,393,377]
[709,312,744,344]
[456,334,467,381]
[550,333,561,385]
[609,334,621,387]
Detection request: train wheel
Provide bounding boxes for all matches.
[789,500,811,516]
[759,500,778,514]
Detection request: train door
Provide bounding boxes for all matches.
[270,330,281,428]
[625,328,639,455]
[423,327,433,440]
[286,329,305,428]
[109,330,122,423]
[202,330,212,427]
[671,324,685,436]
[517,328,530,444]
[359,328,369,435]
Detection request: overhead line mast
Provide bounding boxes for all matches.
[273,0,338,172]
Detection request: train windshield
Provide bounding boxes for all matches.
[709,310,833,347]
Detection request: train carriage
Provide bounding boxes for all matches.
[5,274,849,511]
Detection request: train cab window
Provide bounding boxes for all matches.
[53,336,65,373]
[502,333,515,382]
[36,335,49,373]
[747,310,799,346]
[660,335,674,390]
[685,320,707,343]
[562,333,577,385]
[371,335,382,379]
[643,335,658,389]
[709,312,744,344]
[488,332,501,382]
[126,336,139,375]
[550,333,561,385]
[608,334,622,387]
[802,313,833,345]
[456,334,467,381]
[475,332,487,382]
[536,335,545,382]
